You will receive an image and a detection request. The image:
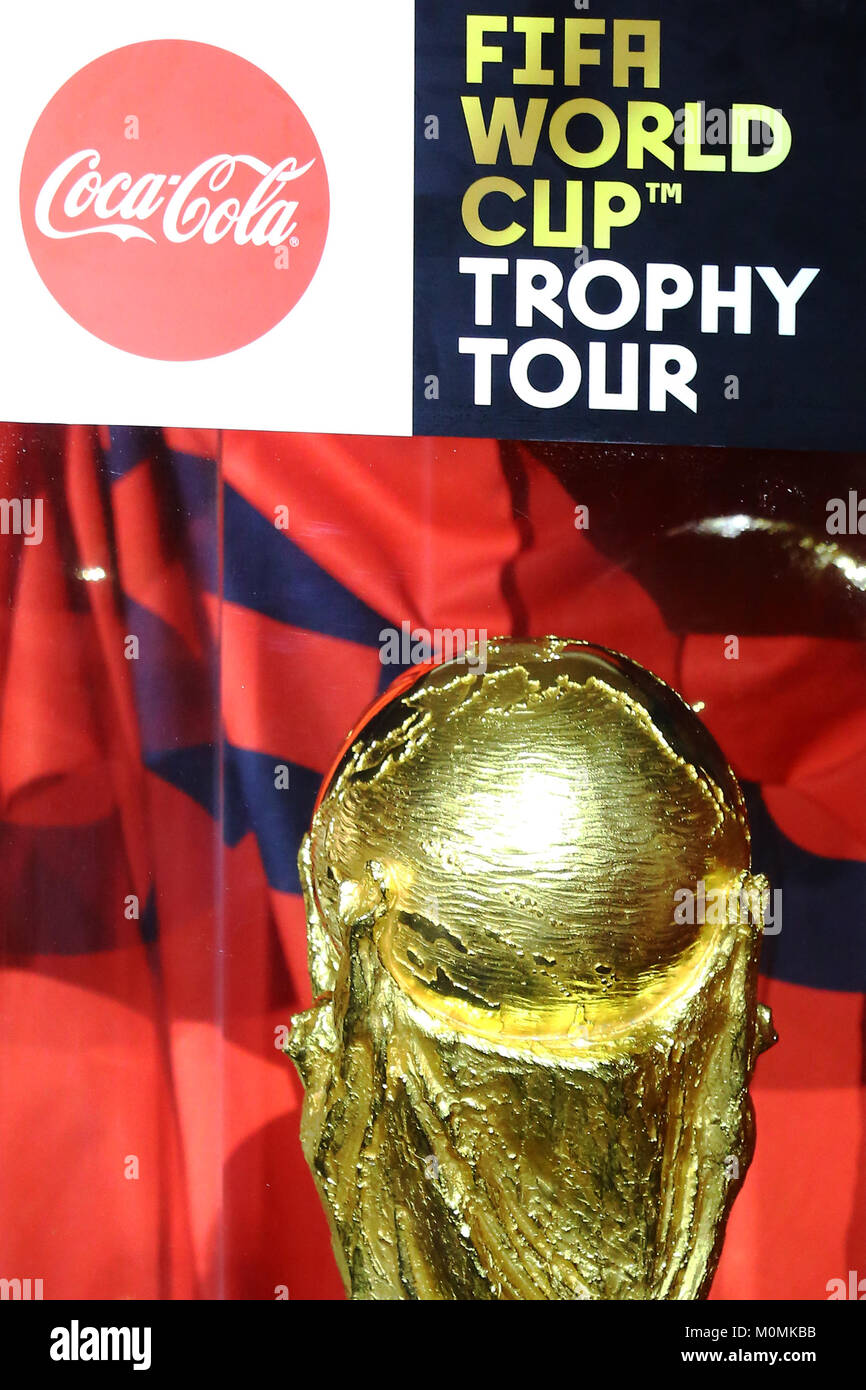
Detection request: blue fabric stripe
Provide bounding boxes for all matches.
[744,782,866,993]
[103,425,157,481]
[122,599,218,757]
[222,483,388,647]
[105,433,218,589]
[225,747,321,895]
[145,743,320,896]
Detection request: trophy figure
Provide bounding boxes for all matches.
[289,639,775,1299]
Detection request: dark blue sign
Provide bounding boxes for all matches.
[414,0,866,449]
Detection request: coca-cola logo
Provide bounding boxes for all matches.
[20,40,330,360]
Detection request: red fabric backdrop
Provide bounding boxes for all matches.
[0,423,863,1299]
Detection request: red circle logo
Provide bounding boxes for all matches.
[19,40,330,361]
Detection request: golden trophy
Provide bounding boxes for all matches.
[289,639,775,1299]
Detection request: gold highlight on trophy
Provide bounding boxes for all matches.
[289,639,775,1299]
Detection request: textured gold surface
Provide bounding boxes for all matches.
[289,639,775,1299]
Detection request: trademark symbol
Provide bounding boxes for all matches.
[646,182,683,205]
[290,235,300,248]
